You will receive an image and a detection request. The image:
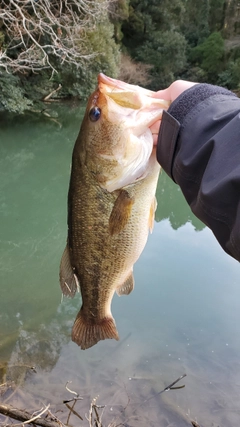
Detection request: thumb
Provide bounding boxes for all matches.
[151,87,171,101]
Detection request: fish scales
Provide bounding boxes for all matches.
[60,73,170,349]
[69,157,157,313]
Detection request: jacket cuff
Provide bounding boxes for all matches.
[168,83,236,125]
[156,110,180,180]
[156,84,236,178]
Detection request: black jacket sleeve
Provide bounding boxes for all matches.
[156,83,240,262]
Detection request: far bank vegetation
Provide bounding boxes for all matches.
[0,0,240,113]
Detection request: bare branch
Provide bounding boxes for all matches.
[0,0,111,74]
[0,403,59,427]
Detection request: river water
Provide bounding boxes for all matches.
[0,105,240,427]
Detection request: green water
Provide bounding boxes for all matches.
[0,105,240,426]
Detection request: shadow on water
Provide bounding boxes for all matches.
[1,105,240,426]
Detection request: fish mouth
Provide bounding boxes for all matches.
[98,73,131,91]
[98,73,169,127]
[98,73,161,99]
[95,74,169,192]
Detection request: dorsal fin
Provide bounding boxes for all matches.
[109,190,134,236]
[59,244,79,298]
[116,271,134,296]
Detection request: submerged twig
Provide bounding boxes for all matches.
[144,373,187,403]
[43,84,62,102]
[12,404,50,426]
[87,396,106,427]
[64,380,83,403]
[47,409,67,427]
[162,373,187,392]
[64,381,83,424]
[65,403,83,421]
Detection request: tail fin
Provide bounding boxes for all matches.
[72,309,119,350]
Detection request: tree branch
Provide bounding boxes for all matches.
[0,0,111,74]
[0,403,60,427]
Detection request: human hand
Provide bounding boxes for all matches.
[150,80,198,145]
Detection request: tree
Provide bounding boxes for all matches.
[181,0,210,46]
[135,30,187,89]
[190,32,225,82]
[108,0,130,42]
[222,0,240,37]
[0,0,121,113]
[122,0,186,51]
[209,0,225,32]
[0,0,112,75]
[218,58,240,89]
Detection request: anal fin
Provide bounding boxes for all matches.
[116,271,134,296]
[59,244,79,298]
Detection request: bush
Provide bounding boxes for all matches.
[190,32,225,82]
[218,58,240,89]
[135,30,187,89]
[117,54,152,86]
[0,74,33,113]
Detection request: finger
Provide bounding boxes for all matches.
[150,120,160,146]
[151,88,170,100]
[150,120,160,135]
[152,134,158,146]
[170,80,198,101]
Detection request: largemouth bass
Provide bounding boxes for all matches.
[60,74,169,349]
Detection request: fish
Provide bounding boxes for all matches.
[59,73,169,350]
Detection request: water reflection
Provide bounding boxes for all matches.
[156,171,205,231]
[1,106,240,426]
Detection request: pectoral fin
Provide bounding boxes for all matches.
[149,196,157,233]
[116,271,134,296]
[59,244,79,297]
[109,190,134,236]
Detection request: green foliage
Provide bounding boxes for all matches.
[85,21,120,79]
[0,73,33,113]
[120,0,240,90]
[0,7,120,113]
[122,0,185,51]
[180,0,210,46]
[109,0,130,42]
[190,32,225,82]
[33,21,119,103]
[218,58,240,89]
[56,20,120,100]
[209,0,225,32]
[121,0,188,88]
[135,30,187,88]
[1,0,240,114]
[180,66,208,84]
[121,7,148,48]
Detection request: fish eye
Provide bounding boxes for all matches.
[89,106,101,122]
